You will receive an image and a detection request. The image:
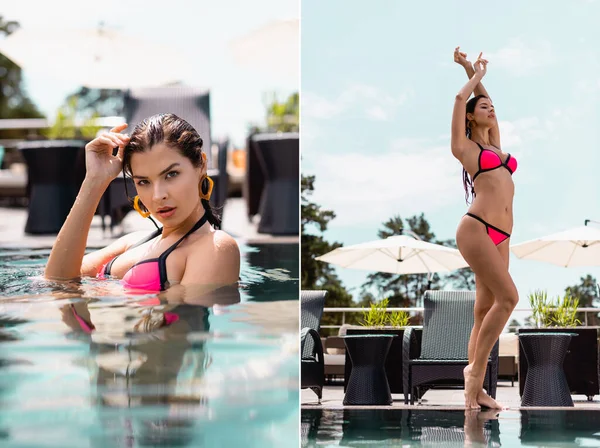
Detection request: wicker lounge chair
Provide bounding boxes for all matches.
[402,290,499,404]
[301,290,327,402]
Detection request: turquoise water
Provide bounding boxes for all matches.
[302,408,600,447]
[0,244,299,447]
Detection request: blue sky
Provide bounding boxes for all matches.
[301,0,600,308]
[2,0,298,147]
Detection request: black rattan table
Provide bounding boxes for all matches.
[518,332,578,407]
[342,334,395,405]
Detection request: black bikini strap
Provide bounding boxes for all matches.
[475,142,485,151]
[160,213,209,260]
[157,213,209,289]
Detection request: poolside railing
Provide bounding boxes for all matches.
[321,307,600,331]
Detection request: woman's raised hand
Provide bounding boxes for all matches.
[84,123,130,183]
[473,52,488,77]
[453,46,470,67]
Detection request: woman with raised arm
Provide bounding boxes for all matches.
[44,113,240,295]
[451,48,519,409]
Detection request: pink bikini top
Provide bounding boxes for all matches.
[472,142,518,182]
[97,213,208,291]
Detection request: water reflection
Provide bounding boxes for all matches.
[46,282,231,446]
[243,243,299,301]
[0,285,297,446]
[0,244,299,447]
[302,408,600,447]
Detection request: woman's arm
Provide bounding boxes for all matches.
[44,177,110,280]
[44,125,130,281]
[452,69,485,157]
[455,48,501,148]
[463,63,490,99]
[455,47,490,98]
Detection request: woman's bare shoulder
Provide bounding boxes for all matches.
[187,228,239,255]
[210,230,240,257]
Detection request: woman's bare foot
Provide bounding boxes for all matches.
[477,389,503,409]
[464,409,486,446]
[463,364,480,409]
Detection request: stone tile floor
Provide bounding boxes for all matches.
[301,384,600,411]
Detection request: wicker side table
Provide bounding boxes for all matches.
[518,332,577,407]
[342,334,395,405]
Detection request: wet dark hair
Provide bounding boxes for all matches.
[462,94,488,205]
[122,113,221,229]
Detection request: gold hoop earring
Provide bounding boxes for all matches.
[199,176,214,201]
[133,196,151,218]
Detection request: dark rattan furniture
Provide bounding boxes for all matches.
[342,334,395,405]
[301,290,328,402]
[344,327,423,394]
[518,332,577,407]
[518,327,599,401]
[402,290,499,404]
[248,132,299,235]
[17,140,87,234]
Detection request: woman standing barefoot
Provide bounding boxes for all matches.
[451,47,519,409]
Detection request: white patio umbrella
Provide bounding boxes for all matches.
[228,18,298,84]
[315,234,469,275]
[510,223,600,267]
[0,25,192,89]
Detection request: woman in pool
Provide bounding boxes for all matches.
[452,48,518,409]
[44,113,240,295]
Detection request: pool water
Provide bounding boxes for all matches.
[0,243,299,447]
[302,408,600,447]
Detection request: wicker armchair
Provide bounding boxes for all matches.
[403,290,499,404]
[301,290,328,402]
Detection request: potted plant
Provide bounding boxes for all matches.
[519,289,599,400]
[344,298,417,394]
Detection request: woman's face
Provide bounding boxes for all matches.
[130,143,205,224]
[468,97,496,128]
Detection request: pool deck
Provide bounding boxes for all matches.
[0,197,298,249]
[302,383,600,411]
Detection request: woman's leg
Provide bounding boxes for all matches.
[468,238,511,407]
[469,238,510,363]
[457,217,519,409]
[468,276,494,364]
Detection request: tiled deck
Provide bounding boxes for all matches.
[302,383,600,411]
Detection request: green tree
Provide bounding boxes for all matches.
[0,16,45,125]
[41,86,124,140]
[301,173,355,335]
[360,213,474,323]
[62,86,124,118]
[265,91,298,132]
[441,239,475,290]
[361,213,443,309]
[565,274,599,326]
[249,91,298,134]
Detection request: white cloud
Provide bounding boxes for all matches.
[310,145,462,228]
[366,106,389,121]
[302,84,411,121]
[498,117,544,148]
[486,39,555,76]
[306,114,550,229]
